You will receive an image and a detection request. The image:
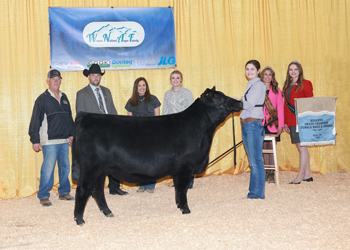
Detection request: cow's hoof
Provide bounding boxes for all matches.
[75,218,85,226]
[102,208,113,217]
[105,212,114,218]
[181,208,191,214]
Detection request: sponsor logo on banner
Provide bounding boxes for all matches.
[135,59,156,66]
[83,22,145,48]
[87,61,110,68]
[52,61,69,67]
[112,59,132,68]
[157,56,176,67]
[52,61,84,69]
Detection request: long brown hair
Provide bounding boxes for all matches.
[282,60,304,97]
[129,77,151,106]
[260,66,279,94]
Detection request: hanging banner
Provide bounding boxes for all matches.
[296,97,337,146]
[49,7,176,71]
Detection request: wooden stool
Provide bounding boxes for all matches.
[263,135,280,186]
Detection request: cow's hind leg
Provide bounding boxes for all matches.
[173,174,191,214]
[91,173,114,218]
[74,180,94,225]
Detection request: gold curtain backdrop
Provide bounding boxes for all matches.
[0,0,349,200]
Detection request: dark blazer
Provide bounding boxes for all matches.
[76,85,118,115]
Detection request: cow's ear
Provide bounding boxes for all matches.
[211,86,216,91]
[201,88,210,99]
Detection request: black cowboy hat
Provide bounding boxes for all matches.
[83,64,105,77]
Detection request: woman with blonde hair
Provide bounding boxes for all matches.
[162,70,195,188]
[162,70,194,115]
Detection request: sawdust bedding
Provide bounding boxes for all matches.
[0,171,349,249]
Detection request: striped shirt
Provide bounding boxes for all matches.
[162,87,194,115]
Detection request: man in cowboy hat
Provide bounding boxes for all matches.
[72,64,128,195]
[29,69,75,206]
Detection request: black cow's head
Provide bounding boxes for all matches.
[200,87,243,113]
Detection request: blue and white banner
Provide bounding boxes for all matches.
[296,97,337,146]
[49,7,176,71]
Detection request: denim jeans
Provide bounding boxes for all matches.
[139,182,156,190]
[37,143,71,199]
[141,177,194,190]
[241,120,265,199]
[188,176,194,189]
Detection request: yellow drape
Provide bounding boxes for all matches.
[1,0,349,200]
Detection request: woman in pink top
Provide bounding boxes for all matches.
[261,66,284,183]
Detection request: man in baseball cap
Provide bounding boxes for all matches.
[47,69,62,79]
[29,68,74,206]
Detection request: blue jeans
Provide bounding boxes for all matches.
[189,176,194,189]
[241,121,265,199]
[37,143,71,199]
[139,182,156,189]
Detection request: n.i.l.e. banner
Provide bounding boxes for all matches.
[296,97,337,146]
[49,7,176,71]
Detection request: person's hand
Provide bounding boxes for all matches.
[276,127,283,136]
[32,143,41,152]
[284,124,290,134]
[69,136,73,147]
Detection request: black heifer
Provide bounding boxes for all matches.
[73,87,242,225]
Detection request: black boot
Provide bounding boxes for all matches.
[71,162,80,182]
[267,170,275,183]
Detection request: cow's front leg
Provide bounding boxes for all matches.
[173,174,191,214]
[91,173,113,217]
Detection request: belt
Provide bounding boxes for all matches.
[240,118,262,125]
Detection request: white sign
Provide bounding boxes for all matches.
[83,21,145,47]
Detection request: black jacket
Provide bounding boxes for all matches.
[29,89,74,144]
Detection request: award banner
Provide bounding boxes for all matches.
[49,7,176,71]
[296,97,337,146]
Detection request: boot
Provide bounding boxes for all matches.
[71,162,80,182]
[267,170,275,183]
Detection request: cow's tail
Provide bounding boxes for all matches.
[71,112,86,182]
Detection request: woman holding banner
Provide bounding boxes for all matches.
[283,60,314,184]
[260,66,284,183]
